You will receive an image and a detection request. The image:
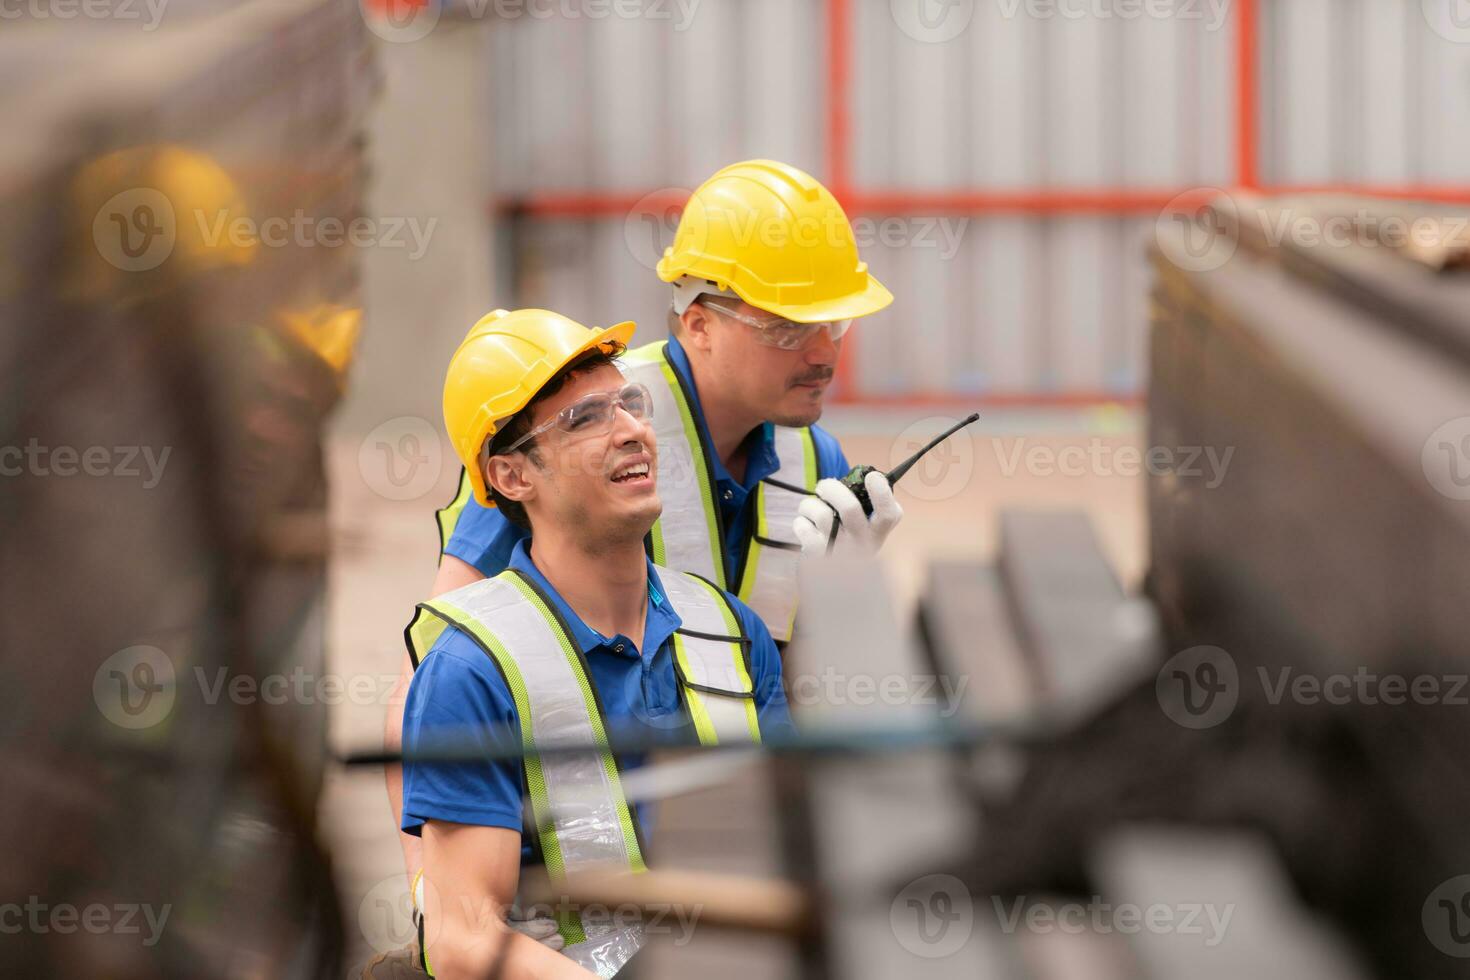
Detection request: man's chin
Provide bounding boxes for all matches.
[771,399,824,428]
[614,493,663,541]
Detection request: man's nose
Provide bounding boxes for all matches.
[610,405,653,446]
[804,325,840,364]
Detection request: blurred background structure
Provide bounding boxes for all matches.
[5,0,1470,977]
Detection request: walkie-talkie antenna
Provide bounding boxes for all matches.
[818,412,982,549]
[885,412,980,486]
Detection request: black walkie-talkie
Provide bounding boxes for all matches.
[825,412,980,545]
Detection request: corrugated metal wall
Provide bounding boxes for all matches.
[483,0,1470,401]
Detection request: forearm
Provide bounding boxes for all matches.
[423,821,593,980]
[429,924,592,980]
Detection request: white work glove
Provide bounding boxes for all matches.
[792,471,904,556]
[506,906,566,952]
[415,872,565,953]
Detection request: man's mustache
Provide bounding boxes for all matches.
[790,367,835,387]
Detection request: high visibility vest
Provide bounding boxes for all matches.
[404,565,763,977]
[620,342,817,643]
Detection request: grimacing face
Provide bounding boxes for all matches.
[692,299,842,428]
[485,362,661,550]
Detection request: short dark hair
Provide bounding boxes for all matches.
[482,346,623,530]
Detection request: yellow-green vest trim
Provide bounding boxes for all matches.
[620,341,818,643]
[403,564,760,977]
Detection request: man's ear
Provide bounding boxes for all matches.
[679,304,715,353]
[485,453,535,506]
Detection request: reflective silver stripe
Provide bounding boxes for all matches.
[622,343,813,642]
[657,568,761,745]
[430,574,643,977]
[620,350,725,587]
[743,426,813,642]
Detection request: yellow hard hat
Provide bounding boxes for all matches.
[656,159,892,323]
[276,303,364,381]
[444,308,636,507]
[70,144,257,299]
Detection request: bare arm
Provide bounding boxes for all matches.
[385,555,488,880]
[421,821,595,980]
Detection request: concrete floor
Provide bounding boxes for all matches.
[318,408,1148,977]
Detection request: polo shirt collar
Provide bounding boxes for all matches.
[506,537,681,660]
[664,334,779,487]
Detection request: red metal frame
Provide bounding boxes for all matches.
[497,0,1470,407]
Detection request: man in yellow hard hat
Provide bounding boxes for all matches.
[385,159,901,922]
[429,159,900,624]
[392,308,792,979]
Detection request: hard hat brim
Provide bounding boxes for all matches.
[568,319,637,365]
[750,275,894,324]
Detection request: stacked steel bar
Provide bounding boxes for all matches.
[946,195,1470,980]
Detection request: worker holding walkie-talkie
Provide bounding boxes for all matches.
[381,159,974,964]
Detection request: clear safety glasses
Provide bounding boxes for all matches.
[698,296,853,351]
[500,382,654,455]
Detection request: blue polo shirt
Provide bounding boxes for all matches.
[401,538,793,861]
[438,336,851,585]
